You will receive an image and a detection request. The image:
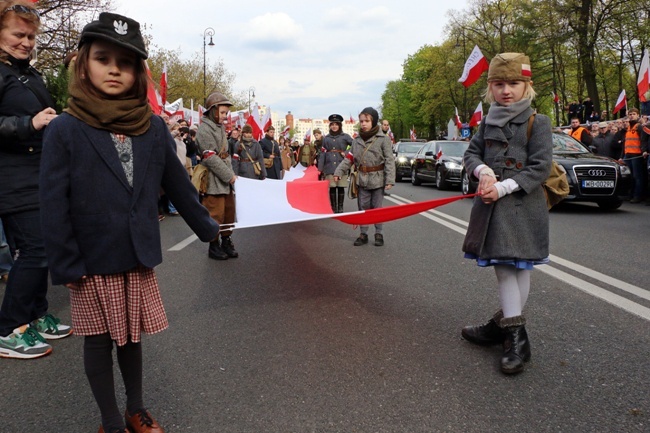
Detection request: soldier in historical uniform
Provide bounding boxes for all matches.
[260,125,282,179]
[232,124,266,180]
[196,92,239,260]
[334,107,395,245]
[318,114,354,212]
[297,134,318,167]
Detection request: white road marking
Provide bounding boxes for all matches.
[168,234,198,251]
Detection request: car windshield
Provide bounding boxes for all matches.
[398,143,425,153]
[439,142,469,157]
[552,132,590,154]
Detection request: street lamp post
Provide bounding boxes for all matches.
[203,27,215,105]
[248,86,256,112]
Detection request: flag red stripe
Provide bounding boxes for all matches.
[461,57,489,88]
[334,194,476,225]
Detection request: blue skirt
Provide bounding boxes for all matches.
[464,253,549,270]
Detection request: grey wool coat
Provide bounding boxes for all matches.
[462,108,552,261]
[334,130,395,190]
[195,116,236,195]
[232,139,267,179]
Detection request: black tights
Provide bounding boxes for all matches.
[84,333,144,431]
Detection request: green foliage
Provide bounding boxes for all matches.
[43,64,70,113]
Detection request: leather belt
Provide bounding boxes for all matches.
[240,158,252,162]
[358,163,385,173]
[328,149,345,153]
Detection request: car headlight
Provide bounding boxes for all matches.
[444,161,461,169]
[620,165,631,176]
[397,156,408,163]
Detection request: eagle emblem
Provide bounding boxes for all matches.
[113,20,128,36]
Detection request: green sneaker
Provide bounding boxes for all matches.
[30,313,73,340]
[0,325,52,359]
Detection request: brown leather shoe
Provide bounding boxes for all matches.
[125,410,164,433]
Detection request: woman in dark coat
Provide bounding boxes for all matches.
[0,1,71,360]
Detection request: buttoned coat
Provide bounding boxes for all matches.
[334,130,395,190]
[40,114,219,285]
[318,132,353,175]
[462,109,552,260]
[232,139,267,179]
[195,116,236,195]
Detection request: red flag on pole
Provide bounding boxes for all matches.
[410,126,417,140]
[159,64,167,105]
[552,91,560,104]
[612,89,627,114]
[145,61,162,115]
[638,50,649,103]
[469,102,483,127]
[454,107,463,130]
[458,45,489,88]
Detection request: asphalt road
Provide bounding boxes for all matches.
[2,181,649,433]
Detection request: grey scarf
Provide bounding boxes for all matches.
[485,99,531,128]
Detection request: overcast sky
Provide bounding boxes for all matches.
[111,0,468,119]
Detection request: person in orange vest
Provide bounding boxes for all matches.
[617,108,649,203]
[569,117,593,147]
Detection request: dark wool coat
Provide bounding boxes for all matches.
[40,114,219,285]
[260,136,282,179]
[318,132,353,175]
[462,109,552,261]
[232,139,266,179]
[0,60,56,216]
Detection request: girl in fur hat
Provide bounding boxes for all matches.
[461,53,552,375]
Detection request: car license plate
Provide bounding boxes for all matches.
[582,180,614,188]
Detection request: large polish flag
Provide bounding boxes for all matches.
[612,89,627,114]
[469,102,483,127]
[638,50,649,102]
[229,166,474,230]
[458,45,489,88]
[246,104,264,140]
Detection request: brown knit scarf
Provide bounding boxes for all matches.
[65,70,152,136]
[359,125,379,142]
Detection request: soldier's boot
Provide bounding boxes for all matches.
[221,236,239,258]
[461,310,505,346]
[337,188,345,213]
[208,240,228,261]
[500,315,531,375]
[329,188,337,213]
[374,233,384,246]
[353,233,368,246]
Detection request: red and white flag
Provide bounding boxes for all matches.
[638,50,649,103]
[410,126,417,140]
[159,64,167,105]
[304,128,312,141]
[349,114,354,123]
[246,104,264,140]
[469,102,483,127]
[261,108,272,133]
[281,125,290,138]
[454,107,463,130]
[458,45,490,88]
[612,89,627,115]
[198,105,204,124]
[387,127,395,144]
[552,91,560,104]
[144,61,162,115]
[436,149,443,159]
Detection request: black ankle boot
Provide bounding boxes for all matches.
[208,240,228,260]
[329,189,337,213]
[461,310,505,346]
[337,188,345,213]
[500,315,531,375]
[220,236,239,258]
[353,233,368,246]
[374,233,384,246]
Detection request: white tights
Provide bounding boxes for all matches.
[495,265,530,318]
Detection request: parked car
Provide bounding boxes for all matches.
[394,140,426,181]
[461,132,632,210]
[411,140,469,190]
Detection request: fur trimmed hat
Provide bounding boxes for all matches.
[79,12,148,59]
[487,53,531,82]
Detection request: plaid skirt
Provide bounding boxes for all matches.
[69,266,168,346]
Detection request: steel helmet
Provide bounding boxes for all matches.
[205,92,233,111]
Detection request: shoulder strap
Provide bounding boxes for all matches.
[526,113,536,142]
[0,63,52,110]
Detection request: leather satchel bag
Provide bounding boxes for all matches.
[348,170,358,199]
[264,157,273,168]
[191,164,209,193]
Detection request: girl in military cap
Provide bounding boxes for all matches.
[461,53,553,375]
[40,12,221,432]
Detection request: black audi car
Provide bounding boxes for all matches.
[461,132,632,210]
[393,140,426,181]
[411,141,469,190]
